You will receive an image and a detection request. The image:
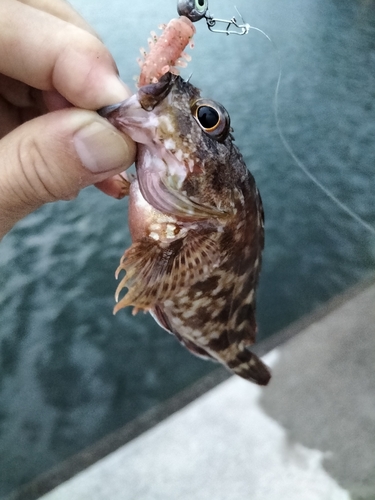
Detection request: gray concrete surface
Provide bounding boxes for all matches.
[39,280,375,500]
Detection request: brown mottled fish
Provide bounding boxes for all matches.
[99,72,270,385]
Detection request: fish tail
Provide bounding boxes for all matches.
[227,349,271,385]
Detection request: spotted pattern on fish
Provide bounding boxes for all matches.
[99,73,271,385]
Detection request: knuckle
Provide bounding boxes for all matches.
[17,134,79,204]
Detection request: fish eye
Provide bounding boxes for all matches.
[177,0,208,22]
[197,106,218,128]
[191,99,231,142]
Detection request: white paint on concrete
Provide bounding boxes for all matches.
[40,351,350,500]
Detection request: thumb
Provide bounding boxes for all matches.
[0,108,135,237]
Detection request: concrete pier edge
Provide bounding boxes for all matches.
[6,273,375,500]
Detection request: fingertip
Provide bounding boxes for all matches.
[52,41,133,109]
[100,74,133,106]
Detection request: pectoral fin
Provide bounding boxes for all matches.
[114,229,222,314]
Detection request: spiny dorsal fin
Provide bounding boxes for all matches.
[114,230,222,314]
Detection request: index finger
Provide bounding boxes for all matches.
[16,0,98,36]
[0,0,131,109]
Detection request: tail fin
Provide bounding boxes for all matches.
[228,349,271,385]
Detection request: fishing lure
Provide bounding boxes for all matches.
[138,0,252,88]
[138,16,195,87]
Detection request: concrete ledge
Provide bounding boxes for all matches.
[8,274,375,500]
[32,275,375,500]
[8,368,231,500]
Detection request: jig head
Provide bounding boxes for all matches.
[177,0,250,35]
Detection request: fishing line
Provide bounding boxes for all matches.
[178,0,375,235]
[251,26,375,237]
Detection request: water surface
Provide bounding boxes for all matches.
[1,0,375,496]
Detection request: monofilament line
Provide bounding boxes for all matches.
[251,24,375,237]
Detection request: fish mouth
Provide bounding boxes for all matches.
[137,72,176,111]
[97,102,123,117]
[97,72,176,118]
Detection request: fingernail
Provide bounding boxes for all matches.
[73,119,131,174]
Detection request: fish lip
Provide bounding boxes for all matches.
[138,72,176,111]
[97,102,124,118]
[97,72,176,117]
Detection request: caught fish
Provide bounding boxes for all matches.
[99,72,270,385]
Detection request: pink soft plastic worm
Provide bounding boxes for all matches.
[138,16,195,87]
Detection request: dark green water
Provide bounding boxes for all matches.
[1,0,375,496]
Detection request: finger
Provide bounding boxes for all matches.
[0,74,36,108]
[0,0,131,109]
[0,75,71,115]
[42,90,73,112]
[16,0,98,36]
[0,97,20,138]
[0,108,136,238]
[95,174,131,199]
[0,98,42,140]
[0,76,48,136]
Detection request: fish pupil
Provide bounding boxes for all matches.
[197,106,219,129]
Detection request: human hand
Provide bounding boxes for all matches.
[0,0,136,239]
